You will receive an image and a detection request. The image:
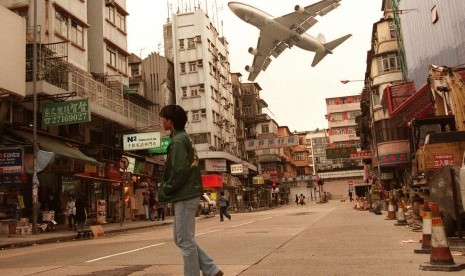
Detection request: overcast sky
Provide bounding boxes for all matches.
[126,0,382,132]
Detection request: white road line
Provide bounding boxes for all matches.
[85,242,166,263]
[232,221,254,228]
[259,216,272,220]
[196,229,222,236]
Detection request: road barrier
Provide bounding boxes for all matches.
[414,201,431,254]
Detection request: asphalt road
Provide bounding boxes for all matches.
[0,201,464,276]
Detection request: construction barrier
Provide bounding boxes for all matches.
[419,202,465,271]
[385,199,396,220]
[394,201,408,226]
[414,201,431,254]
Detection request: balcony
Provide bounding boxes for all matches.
[25,43,159,130]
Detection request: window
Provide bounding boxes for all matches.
[55,11,69,37]
[118,54,127,74]
[189,62,197,72]
[377,53,400,73]
[191,133,209,144]
[107,5,115,23]
[243,105,252,116]
[332,128,346,135]
[347,111,361,119]
[187,38,195,49]
[70,21,84,47]
[192,110,201,121]
[116,10,126,31]
[330,113,343,121]
[261,124,269,134]
[179,39,185,49]
[389,20,397,39]
[180,62,186,73]
[182,87,187,97]
[107,47,117,67]
[295,153,304,161]
[190,87,198,97]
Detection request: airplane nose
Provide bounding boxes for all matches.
[228,2,241,13]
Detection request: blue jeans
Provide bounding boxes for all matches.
[173,197,220,276]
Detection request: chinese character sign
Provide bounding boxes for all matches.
[41,99,91,126]
[244,136,299,151]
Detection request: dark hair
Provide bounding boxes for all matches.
[159,105,187,130]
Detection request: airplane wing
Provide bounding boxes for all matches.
[247,33,288,81]
[275,0,341,35]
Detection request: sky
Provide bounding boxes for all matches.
[126,0,382,132]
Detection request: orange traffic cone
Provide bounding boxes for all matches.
[419,202,465,271]
[394,201,408,226]
[414,201,431,254]
[385,199,396,220]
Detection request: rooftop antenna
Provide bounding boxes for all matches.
[205,0,208,15]
[177,0,180,13]
[166,0,171,22]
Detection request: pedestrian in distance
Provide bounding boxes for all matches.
[65,195,76,231]
[157,201,165,221]
[142,191,150,220]
[149,190,157,221]
[348,191,353,202]
[157,105,223,276]
[218,191,231,221]
[299,193,306,205]
[295,194,299,205]
[74,194,87,230]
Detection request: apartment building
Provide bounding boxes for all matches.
[163,7,257,205]
[322,95,364,198]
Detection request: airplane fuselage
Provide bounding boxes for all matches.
[228,2,326,53]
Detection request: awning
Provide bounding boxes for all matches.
[11,130,100,165]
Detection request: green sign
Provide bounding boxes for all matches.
[41,99,91,126]
[147,137,171,154]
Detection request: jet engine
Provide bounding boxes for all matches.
[248,47,260,56]
[294,5,305,13]
[245,65,254,72]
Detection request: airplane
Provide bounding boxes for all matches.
[228,0,352,81]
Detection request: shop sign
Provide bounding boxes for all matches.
[318,170,364,179]
[205,159,227,172]
[123,132,161,151]
[231,163,248,175]
[253,176,265,185]
[147,137,171,154]
[433,154,454,168]
[349,151,372,159]
[41,99,91,126]
[379,153,409,165]
[201,174,223,187]
[380,173,394,180]
[326,147,357,159]
[0,148,23,174]
[245,135,298,151]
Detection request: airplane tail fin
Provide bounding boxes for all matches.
[311,34,352,67]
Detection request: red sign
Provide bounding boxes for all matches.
[433,154,455,168]
[349,151,372,159]
[201,174,223,187]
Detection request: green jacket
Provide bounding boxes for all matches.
[158,129,203,203]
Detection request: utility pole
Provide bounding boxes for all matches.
[32,0,39,235]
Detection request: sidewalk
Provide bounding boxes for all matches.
[0,216,181,250]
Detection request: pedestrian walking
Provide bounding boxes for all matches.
[218,191,231,221]
[149,190,157,220]
[299,194,306,205]
[295,194,299,205]
[65,195,76,231]
[157,105,223,276]
[348,191,353,202]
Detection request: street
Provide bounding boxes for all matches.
[0,201,464,276]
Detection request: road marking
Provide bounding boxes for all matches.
[85,242,166,263]
[232,221,254,228]
[196,229,222,236]
[259,216,272,220]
